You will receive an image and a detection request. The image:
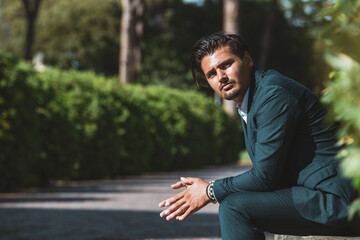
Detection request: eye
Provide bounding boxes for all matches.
[207,70,216,79]
[222,62,232,69]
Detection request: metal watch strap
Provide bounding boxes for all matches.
[206,181,217,204]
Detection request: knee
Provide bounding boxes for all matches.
[218,193,249,221]
[218,197,232,219]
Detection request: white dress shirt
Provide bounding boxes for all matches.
[236,88,249,123]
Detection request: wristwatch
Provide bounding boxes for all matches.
[206,181,217,204]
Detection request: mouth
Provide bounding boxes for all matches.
[220,80,235,91]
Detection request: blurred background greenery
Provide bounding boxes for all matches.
[0,0,359,218]
[0,0,332,90]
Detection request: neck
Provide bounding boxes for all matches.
[235,66,255,107]
[234,96,244,106]
[233,85,249,106]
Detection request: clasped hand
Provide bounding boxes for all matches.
[159,177,212,221]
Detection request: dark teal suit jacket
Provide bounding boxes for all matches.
[213,68,357,225]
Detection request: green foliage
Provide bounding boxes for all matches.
[0,51,243,191]
[0,0,328,92]
[319,0,360,219]
[139,0,326,91]
[138,0,222,89]
[0,0,121,75]
[36,0,121,74]
[320,0,360,62]
[0,51,39,189]
[239,150,250,161]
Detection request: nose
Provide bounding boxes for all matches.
[216,69,227,82]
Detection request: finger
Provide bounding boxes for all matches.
[180,177,193,184]
[166,205,189,221]
[171,181,188,189]
[165,192,185,207]
[177,206,193,221]
[171,177,192,188]
[160,204,178,218]
[160,198,186,217]
[158,200,167,208]
[158,197,176,208]
[160,208,170,218]
[159,198,173,208]
[159,192,185,216]
[160,180,188,207]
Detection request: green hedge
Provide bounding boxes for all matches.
[0,52,243,191]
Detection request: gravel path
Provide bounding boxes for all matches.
[0,164,273,240]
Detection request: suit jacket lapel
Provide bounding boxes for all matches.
[245,67,264,160]
[242,118,254,161]
[248,66,264,113]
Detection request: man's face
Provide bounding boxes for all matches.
[201,46,253,103]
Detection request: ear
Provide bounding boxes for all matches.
[243,51,254,68]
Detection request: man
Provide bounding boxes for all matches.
[159,32,359,239]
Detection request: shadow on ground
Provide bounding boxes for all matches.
[0,164,258,239]
[0,208,221,240]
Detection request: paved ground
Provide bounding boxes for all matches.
[0,164,274,240]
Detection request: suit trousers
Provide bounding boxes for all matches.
[218,188,360,240]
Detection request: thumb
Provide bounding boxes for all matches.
[180,177,194,184]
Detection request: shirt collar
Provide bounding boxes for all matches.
[236,88,249,112]
[236,88,249,123]
[240,88,249,112]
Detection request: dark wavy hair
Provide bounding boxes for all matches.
[190,32,250,87]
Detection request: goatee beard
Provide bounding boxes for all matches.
[224,88,240,100]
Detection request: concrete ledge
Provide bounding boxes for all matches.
[274,235,360,240]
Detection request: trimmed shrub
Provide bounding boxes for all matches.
[0,53,44,189]
[0,52,243,191]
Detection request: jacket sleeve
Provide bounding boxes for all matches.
[214,86,301,203]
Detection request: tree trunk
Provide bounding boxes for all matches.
[258,0,278,69]
[223,0,240,34]
[21,0,42,60]
[222,0,240,118]
[119,0,144,84]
